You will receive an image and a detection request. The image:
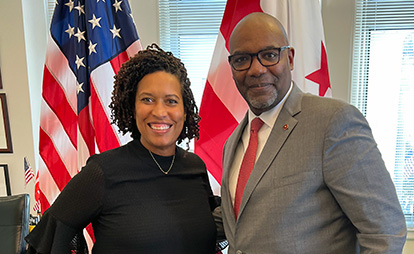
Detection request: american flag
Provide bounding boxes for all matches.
[24,157,35,187]
[195,0,331,189]
[38,0,141,246]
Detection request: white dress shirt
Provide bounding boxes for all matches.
[229,82,293,205]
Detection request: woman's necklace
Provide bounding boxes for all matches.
[148,150,175,175]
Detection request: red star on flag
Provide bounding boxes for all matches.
[305,41,331,96]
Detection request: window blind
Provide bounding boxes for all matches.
[46,0,55,23]
[159,0,226,107]
[351,0,414,228]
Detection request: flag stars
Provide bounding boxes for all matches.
[89,41,97,55]
[65,0,74,12]
[110,24,121,39]
[76,82,84,94]
[74,28,86,42]
[74,2,85,16]
[113,0,123,12]
[75,55,85,69]
[65,24,75,38]
[89,14,102,29]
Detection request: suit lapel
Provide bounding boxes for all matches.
[237,84,304,218]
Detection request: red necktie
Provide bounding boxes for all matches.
[234,117,264,219]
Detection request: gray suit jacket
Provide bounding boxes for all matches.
[221,84,407,254]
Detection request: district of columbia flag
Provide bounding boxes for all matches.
[24,157,35,188]
[33,168,41,212]
[195,0,331,192]
[38,0,142,249]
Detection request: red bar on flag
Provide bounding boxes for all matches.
[33,165,41,212]
[195,0,331,185]
[38,0,142,247]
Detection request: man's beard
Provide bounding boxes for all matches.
[246,86,278,110]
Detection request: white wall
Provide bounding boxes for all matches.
[0,0,44,203]
[0,0,411,252]
[130,1,160,48]
[322,0,354,102]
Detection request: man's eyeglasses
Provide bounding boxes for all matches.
[228,46,291,71]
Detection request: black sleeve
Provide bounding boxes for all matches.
[25,158,105,253]
[200,163,227,243]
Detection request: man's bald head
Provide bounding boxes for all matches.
[229,12,289,53]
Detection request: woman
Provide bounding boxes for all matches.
[26,44,223,253]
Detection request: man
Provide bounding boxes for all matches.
[220,12,407,253]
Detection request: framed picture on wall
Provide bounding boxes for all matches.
[0,93,12,153]
[0,164,11,196]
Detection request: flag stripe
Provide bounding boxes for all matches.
[206,34,247,122]
[78,107,96,156]
[261,0,331,94]
[220,0,262,50]
[25,172,34,181]
[90,63,116,119]
[40,100,78,177]
[85,224,96,244]
[25,157,35,187]
[90,62,133,146]
[90,79,121,152]
[33,201,41,212]
[39,128,73,191]
[109,51,130,74]
[33,168,41,212]
[25,172,34,184]
[197,81,239,183]
[39,191,50,212]
[126,40,142,58]
[45,35,78,109]
[196,0,262,178]
[38,157,62,208]
[42,67,77,148]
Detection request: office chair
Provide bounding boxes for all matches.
[0,194,30,254]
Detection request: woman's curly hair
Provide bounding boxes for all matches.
[109,43,200,148]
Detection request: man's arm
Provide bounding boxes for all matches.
[323,104,407,253]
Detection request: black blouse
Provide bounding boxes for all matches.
[26,139,218,254]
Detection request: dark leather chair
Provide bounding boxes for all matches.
[0,194,30,254]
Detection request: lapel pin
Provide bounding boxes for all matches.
[283,124,289,130]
